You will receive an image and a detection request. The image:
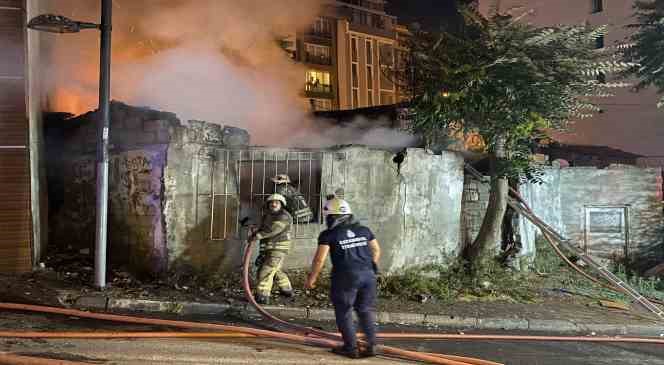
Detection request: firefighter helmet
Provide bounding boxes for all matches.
[271,174,291,184]
[323,197,352,216]
[266,193,287,206]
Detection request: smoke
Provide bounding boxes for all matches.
[289,115,420,152]
[40,0,419,150]
[40,0,321,144]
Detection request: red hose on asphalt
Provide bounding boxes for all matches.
[2,330,663,344]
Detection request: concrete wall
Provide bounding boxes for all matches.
[518,168,563,264]
[319,147,465,272]
[163,145,465,275]
[48,103,187,276]
[519,165,664,266]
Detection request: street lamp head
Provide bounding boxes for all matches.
[27,14,98,33]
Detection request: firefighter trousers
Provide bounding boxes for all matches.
[330,269,377,350]
[256,250,292,297]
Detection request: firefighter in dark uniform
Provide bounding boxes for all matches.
[271,174,314,223]
[305,197,381,359]
[249,193,293,305]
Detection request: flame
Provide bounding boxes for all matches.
[40,0,323,129]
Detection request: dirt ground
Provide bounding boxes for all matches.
[0,249,656,326]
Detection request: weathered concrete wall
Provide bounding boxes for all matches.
[519,166,664,266]
[163,122,248,275]
[559,166,664,264]
[317,147,465,272]
[518,168,563,265]
[163,145,465,274]
[47,102,228,277]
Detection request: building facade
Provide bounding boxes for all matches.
[293,0,409,111]
[478,0,663,156]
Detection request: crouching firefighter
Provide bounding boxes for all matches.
[272,174,314,223]
[305,197,381,359]
[248,194,294,305]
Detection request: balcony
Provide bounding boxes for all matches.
[304,54,332,66]
[305,83,334,98]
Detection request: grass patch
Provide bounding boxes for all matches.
[377,260,537,304]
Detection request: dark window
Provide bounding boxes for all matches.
[591,0,603,13]
[595,35,604,49]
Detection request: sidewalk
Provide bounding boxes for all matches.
[65,292,664,337]
[1,268,662,338]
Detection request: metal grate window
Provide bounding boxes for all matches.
[202,149,330,241]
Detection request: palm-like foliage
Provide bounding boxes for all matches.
[407,9,630,179]
[626,0,664,107]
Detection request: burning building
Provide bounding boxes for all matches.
[45,102,465,277]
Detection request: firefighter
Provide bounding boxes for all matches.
[249,193,293,305]
[304,197,381,359]
[271,174,314,223]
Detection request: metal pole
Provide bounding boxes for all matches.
[94,0,112,289]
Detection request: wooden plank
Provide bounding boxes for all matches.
[0,4,31,274]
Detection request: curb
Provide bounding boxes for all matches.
[67,294,664,337]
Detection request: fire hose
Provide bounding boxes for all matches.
[1,193,663,363]
[240,238,495,365]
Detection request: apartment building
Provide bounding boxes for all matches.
[478,0,663,156]
[293,0,409,111]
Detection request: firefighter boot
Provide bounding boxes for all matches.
[255,294,270,305]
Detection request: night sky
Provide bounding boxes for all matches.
[386,0,460,31]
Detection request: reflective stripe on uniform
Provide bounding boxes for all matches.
[256,251,292,296]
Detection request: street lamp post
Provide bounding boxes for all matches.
[28,0,112,289]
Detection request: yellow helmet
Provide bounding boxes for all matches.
[323,197,352,216]
[266,193,287,206]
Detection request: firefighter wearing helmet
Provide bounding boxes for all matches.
[305,195,381,359]
[272,174,314,223]
[248,193,293,305]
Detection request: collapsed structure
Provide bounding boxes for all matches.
[46,102,663,277]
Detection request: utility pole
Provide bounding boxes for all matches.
[94,0,112,289]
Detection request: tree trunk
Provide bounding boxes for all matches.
[465,136,509,271]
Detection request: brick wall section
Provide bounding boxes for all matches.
[461,176,490,249]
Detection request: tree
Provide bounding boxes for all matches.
[626,0,664,108]
[406,6,632,271]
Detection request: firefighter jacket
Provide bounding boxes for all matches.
[254,209,293,252]
[275,184,314,223]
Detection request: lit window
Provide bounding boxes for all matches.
[367,65,373,90]
[366,40,373,64]
[367,91,374,106]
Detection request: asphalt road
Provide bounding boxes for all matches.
[0,310,662,364]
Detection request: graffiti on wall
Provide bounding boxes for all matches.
[113,154,159,216]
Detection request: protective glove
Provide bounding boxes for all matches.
[254,254,265,268]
